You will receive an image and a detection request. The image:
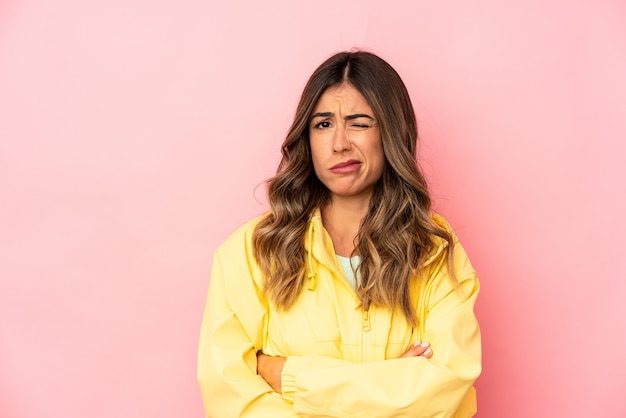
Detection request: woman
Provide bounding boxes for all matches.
[198,51,481,417]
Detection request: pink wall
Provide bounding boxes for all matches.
[1,1,625,417]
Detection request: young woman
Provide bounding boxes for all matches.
[198,51,481,417]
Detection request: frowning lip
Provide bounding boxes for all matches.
[330,159,361,174]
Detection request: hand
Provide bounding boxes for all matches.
[256,351,287,393]
[399,340,433,359]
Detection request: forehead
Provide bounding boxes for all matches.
[313,83,373,112]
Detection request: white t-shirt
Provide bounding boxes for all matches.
[336,254,361,289]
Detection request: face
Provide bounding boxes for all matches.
[309,83,385,203]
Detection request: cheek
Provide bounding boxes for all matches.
[309,141,324,176]
[370,138,385,175]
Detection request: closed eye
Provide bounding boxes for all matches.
[345,114,377,130]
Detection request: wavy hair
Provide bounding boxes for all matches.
[252,51,456,326]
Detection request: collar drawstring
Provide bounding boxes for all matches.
[307,220,317,291]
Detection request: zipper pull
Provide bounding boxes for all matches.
[362,310,371,332]
[307,271,316,291]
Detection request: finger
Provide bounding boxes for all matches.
[399,340,430,358]
[412,340,430,354]
[414,341,433,358]
[421,347,433,358]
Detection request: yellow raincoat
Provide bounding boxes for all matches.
[198,210,481,417]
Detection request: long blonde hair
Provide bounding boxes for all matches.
[252,51,455,326]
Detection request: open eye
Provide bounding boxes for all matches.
[313,120,332,129]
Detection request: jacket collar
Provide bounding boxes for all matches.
[304,208,449,288]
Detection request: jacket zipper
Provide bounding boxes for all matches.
[362,310,371,362]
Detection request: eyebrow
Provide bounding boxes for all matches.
[310,112,375,120]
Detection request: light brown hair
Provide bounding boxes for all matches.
[252,51,455,325]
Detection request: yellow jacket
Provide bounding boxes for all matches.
[198,210,481,417]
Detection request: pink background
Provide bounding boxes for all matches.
[1,1,625,417]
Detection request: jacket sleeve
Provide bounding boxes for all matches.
[279,242,481,418]
[197,247,299,418]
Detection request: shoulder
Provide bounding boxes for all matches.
[425,213,477,281]
[430,213,475,276]
[211,214,270,290]
[430,213,459,242]
[215,213,268,256]
[422,213,458,267]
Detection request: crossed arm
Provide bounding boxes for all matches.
[198,246,481,417]
[256,341,434,393]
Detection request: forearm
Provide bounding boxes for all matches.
[257,351,287,393]
[198,250,299,417]
[278,274,481,417]
[279,353,479,418]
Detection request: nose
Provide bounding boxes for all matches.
[332,126,351,153]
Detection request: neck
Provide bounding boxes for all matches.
[321,195,370,257]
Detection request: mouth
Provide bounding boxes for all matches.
[330,159,361,174]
